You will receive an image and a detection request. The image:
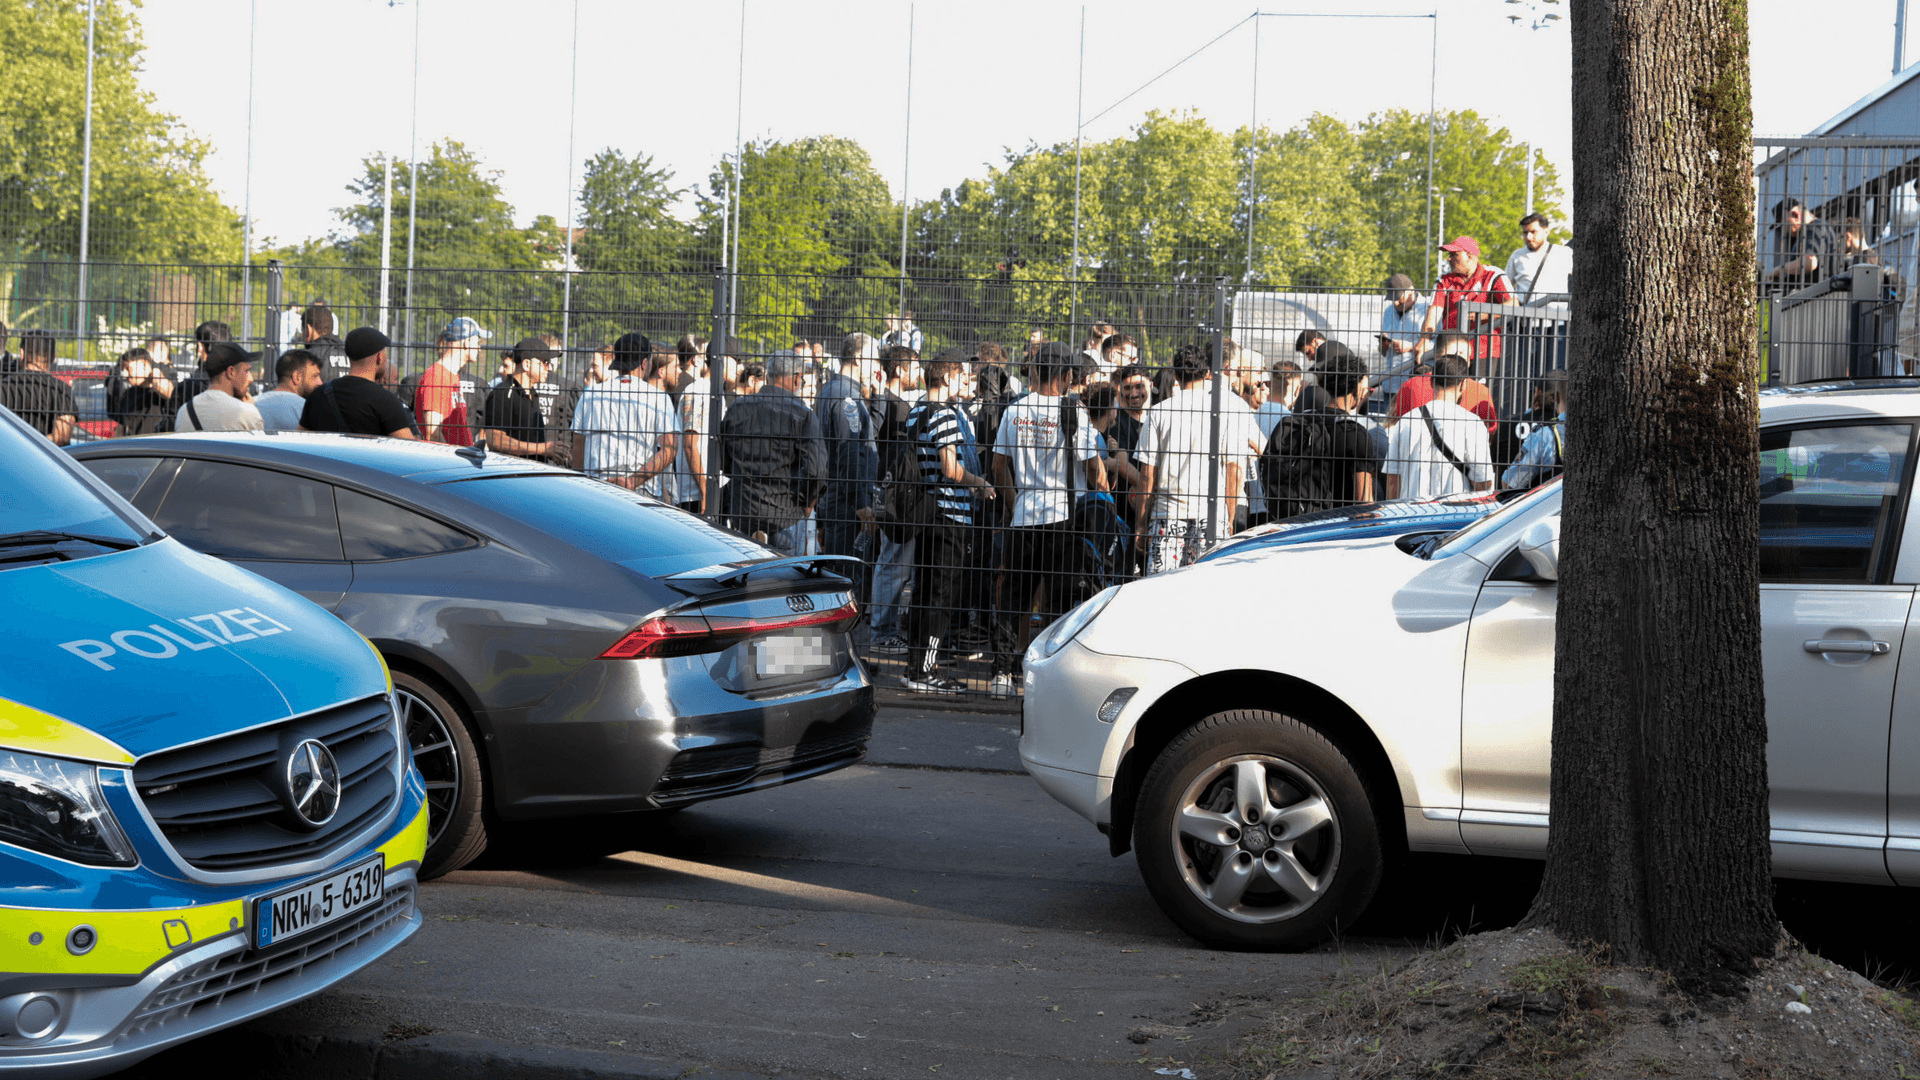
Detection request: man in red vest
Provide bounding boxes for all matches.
[1415,236,1515,374]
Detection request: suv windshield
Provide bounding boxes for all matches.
[446,474,766,576]
[0,417,146,567]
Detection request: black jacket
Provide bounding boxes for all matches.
[716,385,827,533]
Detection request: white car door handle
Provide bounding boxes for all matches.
[1803,639,1891,655]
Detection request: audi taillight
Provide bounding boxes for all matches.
[599,599,860,659]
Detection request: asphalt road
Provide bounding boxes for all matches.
[124,705,1920,1080]
[135,705,1370,1080]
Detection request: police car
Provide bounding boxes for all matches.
[1021,382,1920,948]
[0,406,425,1074]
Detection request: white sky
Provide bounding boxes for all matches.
[133,0,1913,248]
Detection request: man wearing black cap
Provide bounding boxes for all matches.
[174,342,264,432]
[481,338,557,459]
[298,327,417,438]
[572,332,681,492]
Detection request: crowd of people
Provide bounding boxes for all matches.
[0,214,1579,696]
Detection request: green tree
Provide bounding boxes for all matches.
[696,136,897,343]
[335,140,538,273]
[570,149,701,341]
[1241,114,1387,289]
[0,0,241,265]
[1355,109,1567,284]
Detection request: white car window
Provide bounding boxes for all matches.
[1759,422,1912,583]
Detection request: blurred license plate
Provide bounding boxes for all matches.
[253,855,384,949]
[754,632,835,678]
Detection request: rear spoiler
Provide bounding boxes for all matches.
[662,554,862,590]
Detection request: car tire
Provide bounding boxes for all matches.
[393,671,487,879]
[1134,710,1382,950]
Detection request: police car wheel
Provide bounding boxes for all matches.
[395,671,487,879]
[1134,710,1382,951]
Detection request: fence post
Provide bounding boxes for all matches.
[1206,276,1226,548]
[708,268,729,527]
[266,260,284,358]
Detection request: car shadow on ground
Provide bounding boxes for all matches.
[1343,854,1920,987]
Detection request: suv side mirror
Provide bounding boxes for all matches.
[1518,518,1561,580]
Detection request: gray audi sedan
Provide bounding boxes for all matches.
[70,433,873,878]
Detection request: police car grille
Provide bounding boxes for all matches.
[132,696,399,872]
[119,883,415,1040]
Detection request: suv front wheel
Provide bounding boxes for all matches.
[1134,709,1382,950]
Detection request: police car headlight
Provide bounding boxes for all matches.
[1030,586,1120,663]
[0,752,135,867]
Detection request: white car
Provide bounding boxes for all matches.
[1020,383,1920,948]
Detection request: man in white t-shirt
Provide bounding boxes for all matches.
[175,342,264,432]
[570,332,680,495]
[986,342,1103,696]
[1384,356,1494,501]
[1134,343,1256,574]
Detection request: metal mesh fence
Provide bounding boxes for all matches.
[0,249,1903,699]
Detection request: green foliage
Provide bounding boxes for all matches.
[570,149,703,342]
[695,135,899,342]
[336,140,540,273]
[0,0,241,263]
[1356,108,1568,282]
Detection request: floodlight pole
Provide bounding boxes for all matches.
[1245,14,1260,283]
[379,154,393,336]
[1425,9,1437,290]
[1070,6,1086,347]
[242,0,257,345]
[561,0,580,363]
[75,0,97,354]
[896,4,914,317]
[404,0,422,370]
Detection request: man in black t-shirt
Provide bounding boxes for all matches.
[482,338,556,459]
[298,327,417,438]
[0,330,77,444]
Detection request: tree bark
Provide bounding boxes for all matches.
[1529,0,1777,994]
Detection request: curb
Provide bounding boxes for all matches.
[129,1021,774,1080]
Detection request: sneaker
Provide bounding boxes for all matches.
[903,673,964,695]
[989,673,1016,698]
[872,633,908,655]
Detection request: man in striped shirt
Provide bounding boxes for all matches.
[902,349,992,694]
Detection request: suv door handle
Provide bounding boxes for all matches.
[1803,639,1892,655]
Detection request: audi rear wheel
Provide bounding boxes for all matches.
[394,671,487,879]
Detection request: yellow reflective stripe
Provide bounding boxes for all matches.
[362,635,393,693]
[379,800,429,872]
[0,899,245,977]
[0,698,134,766]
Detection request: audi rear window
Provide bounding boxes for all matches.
[446,474,765,575]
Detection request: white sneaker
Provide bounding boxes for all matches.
[989,673,1016,698]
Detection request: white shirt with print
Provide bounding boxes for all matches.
[993,393,1099,527]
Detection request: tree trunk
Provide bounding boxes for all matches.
[1529,0,1777,994]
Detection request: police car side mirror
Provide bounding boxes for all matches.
[1518,517,1561,581]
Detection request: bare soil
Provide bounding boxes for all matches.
[1221,926,1920,1079]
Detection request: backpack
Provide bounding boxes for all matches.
[1067,490,1132,605]
[872,404,948,546]
[1261,410,1348,521]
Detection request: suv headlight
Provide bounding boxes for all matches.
[0,751,135,866]
[1030,586,1120,663]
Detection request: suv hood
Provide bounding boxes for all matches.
[1,540,387,760]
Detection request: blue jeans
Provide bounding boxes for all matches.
[870,533,914,636]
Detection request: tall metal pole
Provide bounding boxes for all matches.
[1425,10,1438,289]
[730,0,746,314]
[896,4,914,317]
[1244,14,1260,283]
[1205,278,1225,547]
[1437,193,1447,282]
[1897,0,1909,75]
[379,154,393,335]
[404,0,422,371]
[242,0,257,345]
[1070,6,1086,346]
[561,0,581,363]
[75,0,97,354]
[708,272,729,527]
[1524,139,1534,216]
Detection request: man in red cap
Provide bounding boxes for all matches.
[1415,236,1514,372]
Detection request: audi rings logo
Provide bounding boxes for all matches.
[285,740,342,828]
[785,594,816,614]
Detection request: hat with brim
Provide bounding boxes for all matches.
[1438,236,1481,258]
[344,327,391,362]
[512,337,559,363]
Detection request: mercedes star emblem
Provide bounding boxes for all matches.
[286,739,342,828]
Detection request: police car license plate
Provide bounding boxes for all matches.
[253,855,384,949]
[753,632,835,679]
